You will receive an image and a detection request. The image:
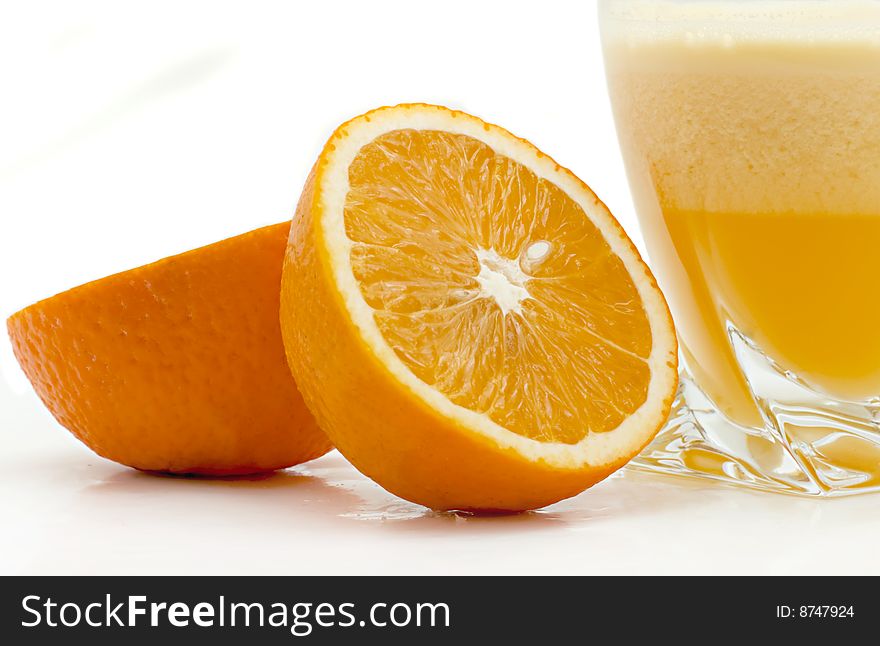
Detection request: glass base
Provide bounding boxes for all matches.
[629,329,880,496]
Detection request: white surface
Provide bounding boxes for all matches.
[2,0,879,576]
[5,384,880,576]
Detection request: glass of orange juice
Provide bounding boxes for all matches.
[600,0,880,494]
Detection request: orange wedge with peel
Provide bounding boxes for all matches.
[281,104,678,511]
[8,223,331,475]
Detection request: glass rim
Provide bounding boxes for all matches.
[599,0,880,42]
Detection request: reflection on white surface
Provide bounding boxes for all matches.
[2,386,880,575]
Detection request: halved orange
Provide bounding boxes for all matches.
[281,104,678,511]
[8,223,331,475]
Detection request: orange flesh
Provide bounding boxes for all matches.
[343,129,652,444]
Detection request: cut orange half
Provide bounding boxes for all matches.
[9,223,331,475]
[281,104,677,511]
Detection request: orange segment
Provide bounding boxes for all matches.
[8,223,331,475]
[282,104,678,511]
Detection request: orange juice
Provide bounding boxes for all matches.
[602,2,880,426]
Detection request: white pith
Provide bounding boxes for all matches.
[474,248,531,317]
[318,105,677,470]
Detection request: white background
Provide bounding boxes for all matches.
[2,0,879,575]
